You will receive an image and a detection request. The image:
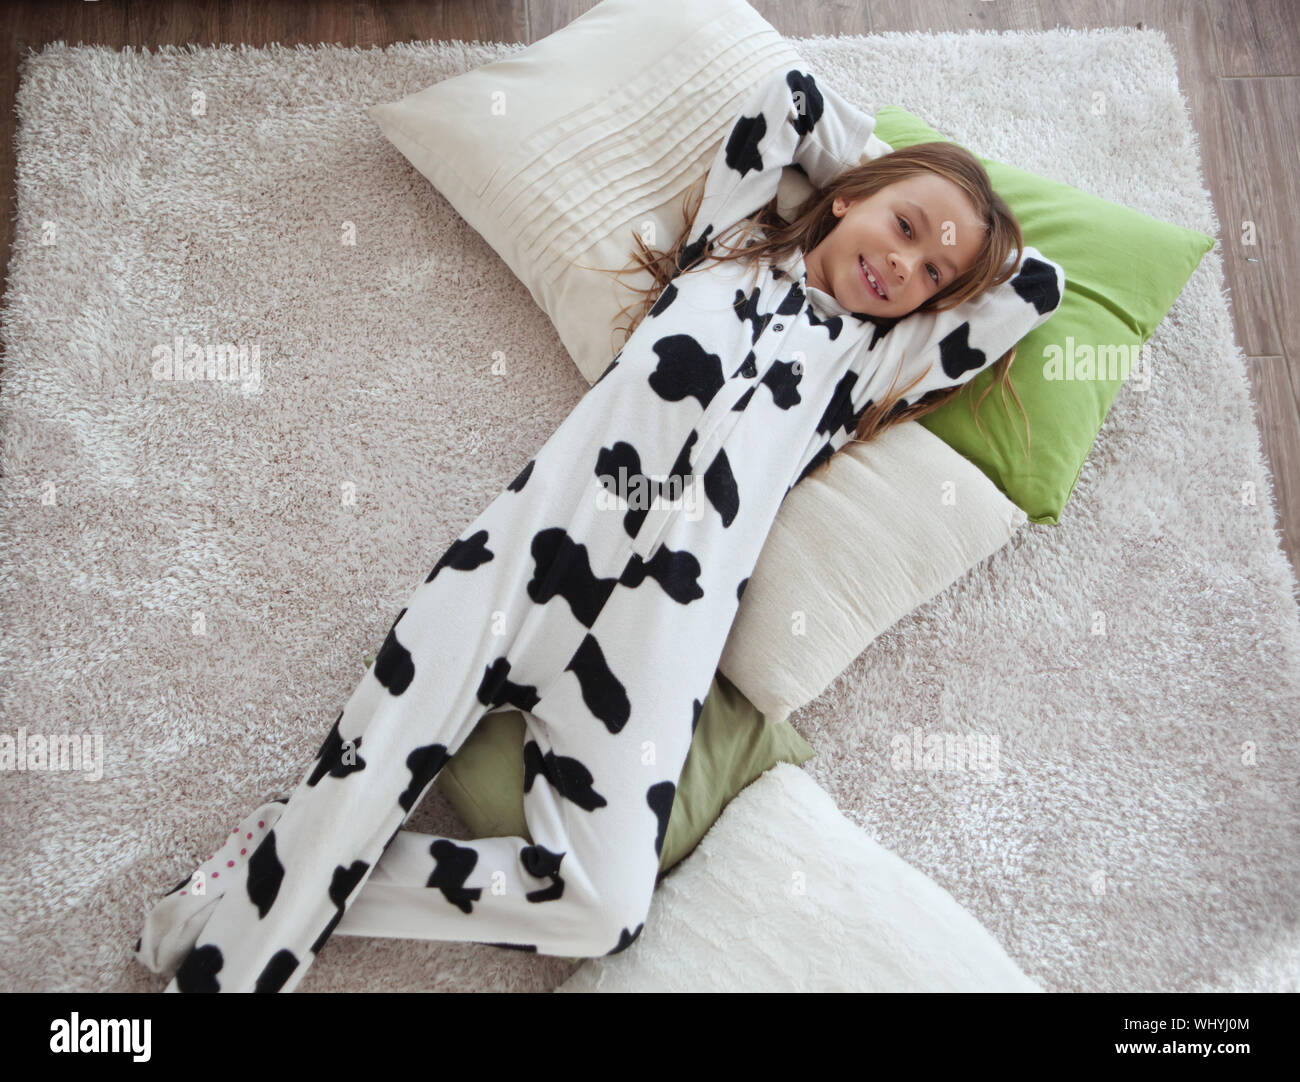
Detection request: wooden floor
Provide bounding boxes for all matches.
[1,1,1296,580]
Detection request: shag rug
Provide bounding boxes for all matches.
[2,28,1297,994]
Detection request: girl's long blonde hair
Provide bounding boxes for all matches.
[594,141,1032,480]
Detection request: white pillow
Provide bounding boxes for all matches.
[720,422,1027,722]
[555,761,1042,992]
[368,0,1027,721]
[367,0,817,383]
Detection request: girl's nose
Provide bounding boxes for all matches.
[887,252,913,288]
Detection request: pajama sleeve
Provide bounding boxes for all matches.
[684,64,881,254]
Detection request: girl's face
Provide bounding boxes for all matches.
[803,173,986,318]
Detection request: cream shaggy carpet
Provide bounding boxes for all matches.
[1,29,1297,993]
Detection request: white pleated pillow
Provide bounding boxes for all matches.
[367,0,1029,723]
[368,0,829,384]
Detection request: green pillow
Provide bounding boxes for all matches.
[871,107,1215,525]
[360,656,814,879]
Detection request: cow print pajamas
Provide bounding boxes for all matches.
[135,61,1064,992]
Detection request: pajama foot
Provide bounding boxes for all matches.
[134,797,289,979]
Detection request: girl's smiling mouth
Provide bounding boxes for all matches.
[859,255,889,300]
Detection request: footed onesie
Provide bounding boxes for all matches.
[135,60,1064,991]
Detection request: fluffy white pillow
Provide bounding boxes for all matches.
[555,761,1042,992]
[368,0,1028,721]
[721,423,1027,722]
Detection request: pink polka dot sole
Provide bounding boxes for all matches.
[176,805,280,896]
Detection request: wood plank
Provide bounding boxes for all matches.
[1221,77,1300,349]
[126,0,221,45]
[526,0,596,44]
[217,0,354,47]
[1211,0,1300,76]
[749,0,872,35]
[1245,356,1300,588]
[871,0,1041,31]
[352,1,502,49]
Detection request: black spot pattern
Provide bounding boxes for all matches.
[309,860,370,955]
[595,437,697,545]
[253,950,298,993]
[520,844,567,904]
[564,634,631,735]
[246,830,284,919]
[526,528,620,627]
[523,739,608,811]
[307,711,366,787]
[507,459,535,492]
[175,943,223,993]
[646,781,675,857]
[647,334,726,409]
[373,608,415,694]
[702,449,740,526]
[606,924,645,955]
[618,545,705,604]
[476,656,541,713]
[426,530,494,584]
[425,839,482,914]
[397,742,451,813]
[1010,256,1062,314]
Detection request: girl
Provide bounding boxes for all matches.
[135,63,1064,993]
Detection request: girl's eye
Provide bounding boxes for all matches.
[897,216,942,286]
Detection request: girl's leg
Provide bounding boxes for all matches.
[135,700,537,977]
[152,607,589,993]
[327,696,687,956]
[136,438,649,992]
[135,699,669,975]
[320,517,729,966]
